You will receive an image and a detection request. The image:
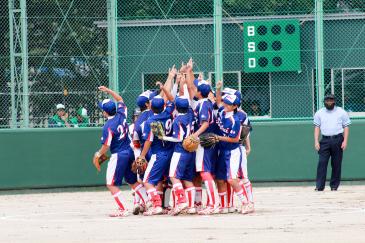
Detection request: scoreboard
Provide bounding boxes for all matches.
[243,19,301,73]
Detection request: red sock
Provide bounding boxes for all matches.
[204,180,216,207]
[112,191,126,210]
[219,192,227,208]
[227,184,234,208]
[185,187,196,208]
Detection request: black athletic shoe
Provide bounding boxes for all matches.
[315,188,324,191]
[331,188,337,191]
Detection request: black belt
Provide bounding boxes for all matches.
[322,133,343,139]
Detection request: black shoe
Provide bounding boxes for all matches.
[315,188,324,191]
[331,188,337,191]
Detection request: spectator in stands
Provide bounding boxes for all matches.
[70,107,90,127]
[248,100,264,116]
[243,87,270,115]
[48,104,71,128]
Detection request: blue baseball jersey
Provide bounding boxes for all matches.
[133,109,154,147]
[101,102,131,154]
[193,98,216,134]
[143,101,175,154]
[172,109,195,153]
[216,107,241,150]
[235,109,251,128]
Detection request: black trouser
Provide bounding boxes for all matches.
[316,134,344,190]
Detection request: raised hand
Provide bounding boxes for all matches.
[180,62,187,73]
[98,86,110,93]
[198,72,203,81]
[156,81,164,90]
[186,58,193,71]
[216,80,223,90]
[168,65,177,78]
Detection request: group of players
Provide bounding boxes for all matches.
[93,59,254,216]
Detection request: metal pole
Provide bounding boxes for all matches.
[107,0,119,92]
[213,0,223,86]
[8,0,16,128]
[20,0,29,127]
[315,0,324,109]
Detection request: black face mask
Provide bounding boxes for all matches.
[324,103,335,110]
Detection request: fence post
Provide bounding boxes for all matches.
[107,0,119,92]
[214,0,223,86]
[9,0,29,128]
[315,0,324,109]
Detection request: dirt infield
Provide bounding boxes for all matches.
[1,183,365,243]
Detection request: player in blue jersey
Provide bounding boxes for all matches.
[214,86,250,214]
[189,79,219,215]
[139,89,175,215]
[157,96,197,215]
[132,90,158,159]
[235,103,255,214]
[216,82,254,214]
[92,86,148,217]
[129,90,158,214]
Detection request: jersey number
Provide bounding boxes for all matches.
[117,124,127,140]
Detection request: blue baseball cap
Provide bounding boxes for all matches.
[136,90,160,108]
[151,95,165,109]
[194,79,211,97]
[175,96,189,109]
[136,92,150,108]
[222,87,242,101]
[98,99,116,115]
[223,94,239,106]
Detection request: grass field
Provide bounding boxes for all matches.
[1,182,365,243]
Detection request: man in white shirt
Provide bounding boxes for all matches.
[313,94,351,191]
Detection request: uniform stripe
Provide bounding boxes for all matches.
[105,128,113,146]
[169,152,181,178]
[106,154,118,185]
[143,154,156,183]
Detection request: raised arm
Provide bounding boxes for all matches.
[185,59,197,100]
[215,80,223,107]
[156,81,174,102]
[164,65,177,95]
[98,86,123,103]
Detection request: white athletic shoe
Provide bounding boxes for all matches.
[228,207,236,213]
[178,202,188,211]
[145,201,153,209]
[198,207,216,215]
[109,209,129,217]
[143,206,163,216]
[217,207,229,214]
[186,207,197,214]
[241,203,255,214]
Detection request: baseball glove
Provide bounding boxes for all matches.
[199,133,219,148]
[131,156,148,174]
[182,135,200,152]
[98,154,109,166]
[239,124,252,144]
[151,122,164,139]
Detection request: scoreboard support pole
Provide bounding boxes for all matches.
[214,0,223,86]
[315,0,324,109]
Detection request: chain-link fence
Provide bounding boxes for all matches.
[1,0,365,129]
[3,0,109,128]
[116,0,365,121]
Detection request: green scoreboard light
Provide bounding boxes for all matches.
[243,19,301,73]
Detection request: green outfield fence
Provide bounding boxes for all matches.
[1,0,365,128]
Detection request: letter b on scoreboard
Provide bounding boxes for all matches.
[243,20,301,73]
